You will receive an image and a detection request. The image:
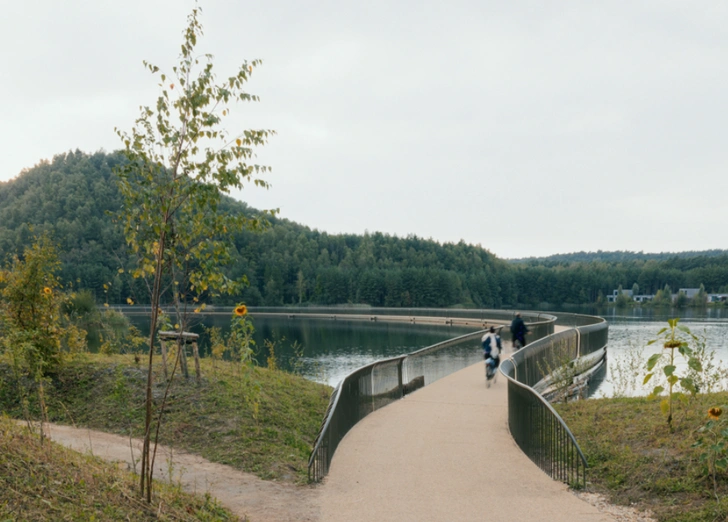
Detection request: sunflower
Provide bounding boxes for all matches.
[708,407,723,420]
[234,304,248,317]
[43,287,52,295]
[126,297,134,305]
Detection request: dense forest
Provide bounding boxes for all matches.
[1,150,727,308]
[511,250,728,264]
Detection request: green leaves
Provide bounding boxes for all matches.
[114,4,277,503]
[0,235,79,375]
[693,405,728,500]
[644,318,707,429]
[688,357,703,372]
[646,353,662,371]
[680,377,697,395]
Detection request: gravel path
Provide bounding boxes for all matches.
[43,423,319,522]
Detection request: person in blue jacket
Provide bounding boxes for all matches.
[481,326,502,372]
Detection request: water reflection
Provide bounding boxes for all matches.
[127,313,478,387]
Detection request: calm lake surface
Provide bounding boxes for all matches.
[592,306,728,398]
[126,306,728,395]
[127,312,478,387]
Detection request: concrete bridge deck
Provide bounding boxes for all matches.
[317,347,617,522]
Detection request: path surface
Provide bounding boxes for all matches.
[42,342,653,522]
[317,347,647,522]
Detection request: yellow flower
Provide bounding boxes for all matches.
[43,287,52,295]
[709,407,723,420]
[126,297,134,305]
[234,304,248,317]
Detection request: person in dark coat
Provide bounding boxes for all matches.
[510,312,529,349]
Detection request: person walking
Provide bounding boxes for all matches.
[510,312,529,350]
[481,326,502,377]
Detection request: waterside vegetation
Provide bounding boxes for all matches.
[558,394,728,522]
[0,416,238,521]
[555,319,728,521]
[0,353,332,484]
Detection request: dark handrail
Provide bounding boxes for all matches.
[499,312,608,488]
[306,308,557,482]
[501,358,588,487]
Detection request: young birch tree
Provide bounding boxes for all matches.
[114,6,274,502]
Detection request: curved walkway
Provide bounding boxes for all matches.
[318,347,617,522]
[37,344,651,521]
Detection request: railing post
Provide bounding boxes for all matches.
[398,358,404,398]
[576,327,581,358]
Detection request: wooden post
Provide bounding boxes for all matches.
[160,339,169,380]
[192,341,201,383]
[179,339,189,380]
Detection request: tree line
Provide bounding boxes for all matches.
[2,150,727,308]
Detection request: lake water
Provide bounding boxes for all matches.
[591,307,728,398]
[126,312,478,387]
[126,306,728,395]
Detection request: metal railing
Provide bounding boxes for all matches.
[307,308,557,482]
[307,331,485,482]
[500,312,608,488]
[120,303,605,489]
[503,375,588,488]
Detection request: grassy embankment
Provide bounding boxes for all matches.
[0,416,237,521]
[557,393,728,522]
[0,354,333,485]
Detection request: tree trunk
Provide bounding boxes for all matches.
[141,231,166,503]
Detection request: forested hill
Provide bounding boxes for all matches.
[1,151,727,307]
[0,151,511,307]
[510,250,728,265]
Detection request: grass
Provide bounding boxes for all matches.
[0,353,333,484]
[0,415,238,521]
[556,393,728,522]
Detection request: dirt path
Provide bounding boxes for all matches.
[42,423,319,522]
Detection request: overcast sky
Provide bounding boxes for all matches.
[2,1,727,259]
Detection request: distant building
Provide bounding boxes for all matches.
[607,289,641,303]
[632,294,654,303]
[678,288,701,299]
[608,287,726,304]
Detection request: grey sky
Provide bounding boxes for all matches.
[2,1,727,259]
